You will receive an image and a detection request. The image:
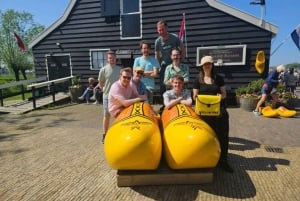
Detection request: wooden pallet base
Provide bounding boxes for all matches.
[117,162,214,187]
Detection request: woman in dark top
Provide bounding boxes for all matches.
[192,56,233,173]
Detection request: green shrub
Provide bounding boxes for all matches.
[235,79,264,97]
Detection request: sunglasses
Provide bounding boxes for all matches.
[136,71,144,75]
[122,76,131,80]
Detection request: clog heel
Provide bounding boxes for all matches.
[260,106,278,118]
[276,106,296,118]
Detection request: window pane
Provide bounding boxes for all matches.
[122,14,140,37]
[91,51,106,69]
[123,0,139,13]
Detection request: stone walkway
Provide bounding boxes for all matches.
[0,100,299,200]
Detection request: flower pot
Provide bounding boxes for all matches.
[69,86,83,103]
[286,98,297,109]
[240,97,259,112]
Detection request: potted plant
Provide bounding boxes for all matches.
[235,79,264,111]
[69,76,83,103]
[276,83,298,109]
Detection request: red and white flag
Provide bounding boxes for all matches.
[13,32,26,51]
[178,13,186,42]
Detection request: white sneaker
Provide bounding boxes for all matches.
[93,101,98,105]
[78,96,84,100]
[90,95,96,101]
[253,110,260,116]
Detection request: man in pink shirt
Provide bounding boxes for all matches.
[108,67,147,117]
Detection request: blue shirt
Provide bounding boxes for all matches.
[133,56,159,90]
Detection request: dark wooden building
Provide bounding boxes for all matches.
[29,0,278,92]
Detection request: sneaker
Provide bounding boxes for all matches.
[90,95,96,101]
[253,110,260,116]
[78,96,84,100]
[102,134,106,144]
[93,101,99,105]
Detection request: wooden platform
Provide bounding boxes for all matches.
[117,161,214,187]
[0,92,70,114]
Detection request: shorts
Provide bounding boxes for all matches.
[102,98,110,117]
[261,83,276,95]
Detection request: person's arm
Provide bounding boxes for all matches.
[146,58,159,77]
[182,64,189,83]
[155,52,161,68]
[219,86,227,99]
[180,98,192,106]
[154,40,162,68]
[192,88,199,101]
[116,83,147,107]
[163,91,182,109]
[116,96,146,107]
[180,90,192,106]
[164,96,183,109]
[164,67,172,86]
[144,67,158,78]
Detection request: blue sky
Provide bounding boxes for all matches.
[1,0,299,66]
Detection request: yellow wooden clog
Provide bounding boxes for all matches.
[276,106,297,118]
[255,50,265,74]
[260,106,278,118]
[161,104,221,169]
[104,102,162,170]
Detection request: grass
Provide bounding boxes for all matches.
[0,73,35,102]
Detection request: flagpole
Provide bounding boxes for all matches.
[183,13,188,58]
[270,33,291,56]
[272,24,300,55]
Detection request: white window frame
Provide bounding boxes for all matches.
[89,49,110,70]
[120,0,142,39]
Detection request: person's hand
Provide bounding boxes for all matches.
[139,95,147,101]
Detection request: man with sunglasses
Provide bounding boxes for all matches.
[108,67,147,118]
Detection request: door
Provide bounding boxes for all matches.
[46,54,71,92]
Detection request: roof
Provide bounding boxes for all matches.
[207,0,278,35]
[28,0,76,49]
[28,0,278,49]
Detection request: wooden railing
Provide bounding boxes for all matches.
[27,76,74,109]
[0,77,47,106]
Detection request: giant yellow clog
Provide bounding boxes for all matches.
[161,104,221,169]
[276,106,296,118]
[260,106,278,118]
[255,50,265,74]
[104,102,162,170]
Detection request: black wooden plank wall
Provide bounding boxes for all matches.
[32,0,273,95]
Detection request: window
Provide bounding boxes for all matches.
[121,0,141,39]
[90,49,109,70]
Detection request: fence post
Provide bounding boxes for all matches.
[32,86,36,109]
[51,82,55,103]
[21,85,25,100]
[0,89,3,107]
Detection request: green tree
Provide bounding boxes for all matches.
[0,9,45,81]
[286,62,300,70]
